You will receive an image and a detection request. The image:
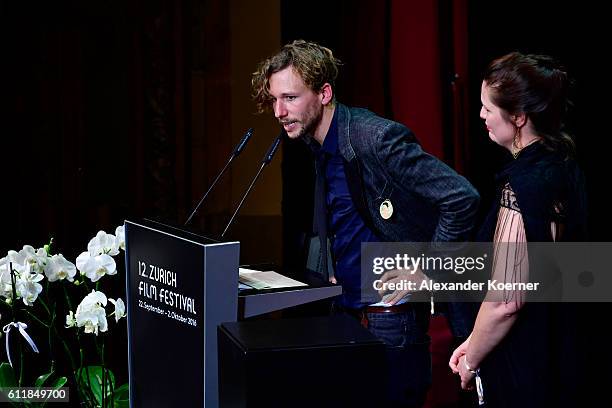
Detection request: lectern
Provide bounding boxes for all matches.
[218,315,386,407]
[125,219,239,408]
[125,218,344,407]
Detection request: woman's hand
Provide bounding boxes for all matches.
[457,355,476,390]
[449,335,470,373]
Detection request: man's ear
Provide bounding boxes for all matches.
[320,83,333,105]
[513,113,527,128]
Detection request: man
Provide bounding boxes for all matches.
[252,40,479,407]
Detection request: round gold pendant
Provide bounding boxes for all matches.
[379,199,393,220]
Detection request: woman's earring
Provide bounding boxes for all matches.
[512,128,522,159]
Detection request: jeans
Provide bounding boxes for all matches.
[335,303,432,407]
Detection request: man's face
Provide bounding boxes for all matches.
[268,66,324,139]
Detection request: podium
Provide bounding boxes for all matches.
[125,219,343,407]
[125,219,239,407]
[218,315,386,407]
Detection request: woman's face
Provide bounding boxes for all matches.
[480,81,516,151]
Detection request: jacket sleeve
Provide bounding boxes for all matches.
[375,121,480,242]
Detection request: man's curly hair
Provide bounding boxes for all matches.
[251,40,341,113]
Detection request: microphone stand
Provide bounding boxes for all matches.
[184,128,254,226]
[220,133,282,239]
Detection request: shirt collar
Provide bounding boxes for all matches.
[320,107,339,156]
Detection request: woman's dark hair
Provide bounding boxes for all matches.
[484,51,575,156]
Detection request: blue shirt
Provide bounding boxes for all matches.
[314,108,380,308]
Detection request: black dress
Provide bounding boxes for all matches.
[476,141,587,408]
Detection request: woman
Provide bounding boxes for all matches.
[449,52,587,407]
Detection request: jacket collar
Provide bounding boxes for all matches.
[336,103,357,162]
[333,103,380,236]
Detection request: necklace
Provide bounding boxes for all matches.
[512,138,540,159]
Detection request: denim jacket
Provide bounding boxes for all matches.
[335,103,479,243]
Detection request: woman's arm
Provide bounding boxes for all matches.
[454,202,529,387]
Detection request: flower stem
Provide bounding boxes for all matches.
[19,341,24,387]
[47,320,54,373]
[62,281,74,311]
[38,297,52,319]
[101,340,106,408]
[23,309,50,328]
[78,351,90,405]
[9,262,18,320]
[39,317,82,404]
[81,278,90,293]
[8,263,22,384]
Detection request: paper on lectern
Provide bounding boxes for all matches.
[238,268,307,289]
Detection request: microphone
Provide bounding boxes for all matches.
[184,128,254,226]
[220,133,283,238]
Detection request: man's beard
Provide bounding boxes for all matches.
[281,104,323,140]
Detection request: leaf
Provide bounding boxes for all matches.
[0,363,24,407]
[113,383,129,408]
[34,371,55,408]
[41,377,68,408]
[50,376,68,389]
[77,366,115,407]
[35,371,54,388]
[0,362,17,387]
[114,400,129,408]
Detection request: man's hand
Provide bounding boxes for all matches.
[378,267,428,305]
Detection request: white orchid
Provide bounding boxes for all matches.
[0,257,15,300]
[4,224,127,332]
[87,231,119,256]
[5,252,24,274]
[44,254,77,282]
[109,298,126,322]
[7,245,47,273]
[75,290,108,335]
[2,229,129,404]
[76,252,116,283]
[79,290,108,309]
[15,263,45,306]
[65,311,77,328]
[115,225,125,251]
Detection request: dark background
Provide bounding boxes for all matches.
[3,0,609,255]
[2,0,610,405]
